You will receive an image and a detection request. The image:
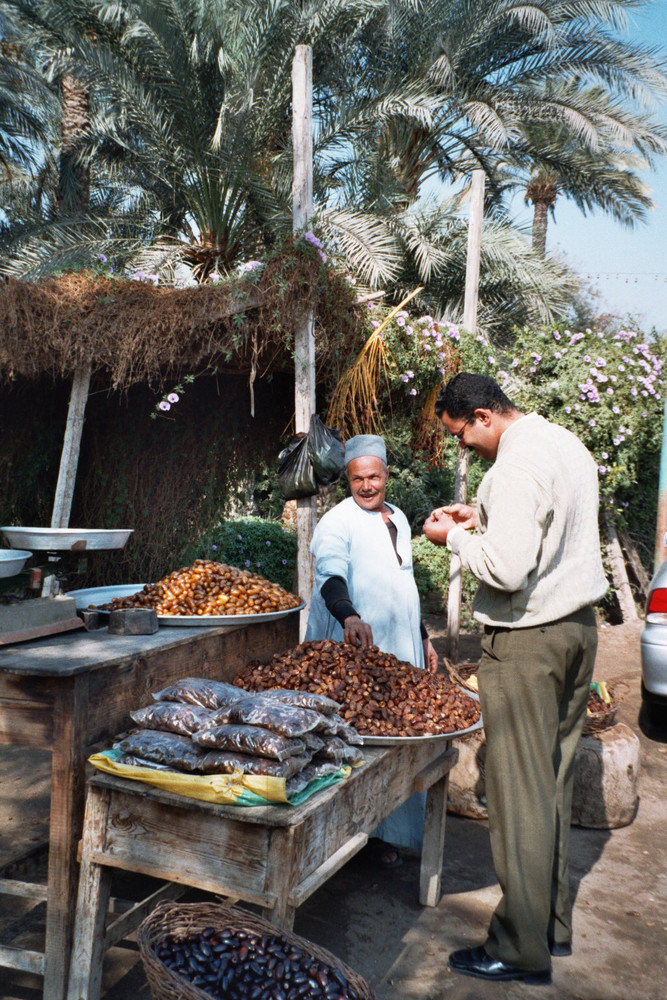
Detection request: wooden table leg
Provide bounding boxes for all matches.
[43,675,89,1000]
[262,827,299,931]
[419,770,450,907]
[66,786,113,1000]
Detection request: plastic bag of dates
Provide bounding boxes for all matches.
[138,900,376,1000]
[234,639,481,738]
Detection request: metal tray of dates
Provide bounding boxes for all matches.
[157,600,306,626]
[358,690,483,745]
[67,586,306,626]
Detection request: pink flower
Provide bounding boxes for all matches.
[159,401,171,412]
[167,393,179,404]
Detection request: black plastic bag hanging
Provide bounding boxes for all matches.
[307,414,345,486]
[278,433,318,499]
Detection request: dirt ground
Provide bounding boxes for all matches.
[1,618,667,1000]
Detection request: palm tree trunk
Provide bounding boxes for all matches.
[57,73,90,213]
[531,199,549,258]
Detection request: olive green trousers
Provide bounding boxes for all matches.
[477,606,598,971]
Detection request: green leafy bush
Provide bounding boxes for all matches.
[186,518,297,592]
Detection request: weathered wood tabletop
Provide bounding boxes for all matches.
[67,737,458,1000]
[0,613,299,1000]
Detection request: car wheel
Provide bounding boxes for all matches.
[641,684,667,728]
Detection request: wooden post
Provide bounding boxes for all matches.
[292,44,316,638]
[654,394,667,573]
[603,509,638,622]
[42,362,92,597]
[445,170,485,662]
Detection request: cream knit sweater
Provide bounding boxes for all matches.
[447,412,608,628]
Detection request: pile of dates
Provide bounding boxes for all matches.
[155,925,363,1000]
[94,559,302,617]
[235,639,480,737]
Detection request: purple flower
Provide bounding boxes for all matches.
[97,253,107,264]
[266,540,271,546]
[564,406,571,414]
[396,316,406,327]
[367,301,375,310]
[318,249,327,263]
[212,544,217,551]
[245,560,250,567]
[167,392,179,404]
[553,331,561,340]
[242,260,262,272]
[282,559,287,565]
[371,320,380,329]
[401,374,410,383]
[595,357,606,368]
[409,388,417,395]
[237,534,243,540]
[589,419,596,427]
[159,400,171,411]
[304,232,323,249]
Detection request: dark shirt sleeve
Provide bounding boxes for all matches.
[420,621,428,641]
[320,575,359,627]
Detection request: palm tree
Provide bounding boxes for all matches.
[1,0,666,338]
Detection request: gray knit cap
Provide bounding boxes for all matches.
[344,434,387,466]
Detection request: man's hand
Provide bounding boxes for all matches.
[422,509,456,546]
[423,637,438,674]
[440,503,477,530]
[343,615,374,647]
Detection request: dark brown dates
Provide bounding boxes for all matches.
[155,926,361,1000]
[235,639,481,738]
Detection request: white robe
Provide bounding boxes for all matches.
[305,496,426,851]
[305,497,424,669]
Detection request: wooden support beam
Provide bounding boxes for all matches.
[292,43,317,639]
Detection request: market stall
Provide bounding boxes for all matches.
[0,607,301,1000]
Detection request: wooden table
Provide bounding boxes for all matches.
[66,738,458,1000]
[0,613,299,1000]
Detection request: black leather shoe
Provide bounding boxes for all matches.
[448,946,552,984]
[549,941,572,957]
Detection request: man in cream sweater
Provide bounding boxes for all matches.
[423,372,607,986]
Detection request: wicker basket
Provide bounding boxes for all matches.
[582,681,628,736]
[137,899,375,1000]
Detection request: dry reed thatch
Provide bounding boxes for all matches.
[0,241,364,391]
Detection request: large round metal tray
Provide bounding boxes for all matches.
[1,527,133,551]
[0,549,33,579]
[66,585,305,625]
[358,691,482,744]
[66,584,147,609]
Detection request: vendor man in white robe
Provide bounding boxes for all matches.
[305,434,437,862]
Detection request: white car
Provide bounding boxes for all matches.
[640,558,667,725]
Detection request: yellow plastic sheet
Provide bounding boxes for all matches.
[89,750,351,806]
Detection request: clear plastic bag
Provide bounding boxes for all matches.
[286,760,342,797]
[114,730,206,772]
[225,697,325,737]
[200,751,311,778]
[261,688,341,715]
[192,723,307,761]
[152,677,247,710]
[130,703,214,736]
[315,735,364,765]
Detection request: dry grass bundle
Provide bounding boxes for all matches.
[326,287,423,435]
[0,241,363,391]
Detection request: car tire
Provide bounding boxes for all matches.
[641,684,667,728]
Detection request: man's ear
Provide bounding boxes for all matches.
[474,408,493,427]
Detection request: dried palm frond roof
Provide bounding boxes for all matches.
[0,242,364,389]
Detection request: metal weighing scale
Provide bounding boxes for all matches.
[0,527,133,645]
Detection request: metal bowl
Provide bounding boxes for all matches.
[0,528,134,551]
[0,549,33,578]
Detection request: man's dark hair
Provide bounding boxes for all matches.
[435,372,516,419]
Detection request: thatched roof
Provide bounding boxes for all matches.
[0,247,364,389]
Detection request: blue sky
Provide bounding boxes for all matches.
[513,1,667,334]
